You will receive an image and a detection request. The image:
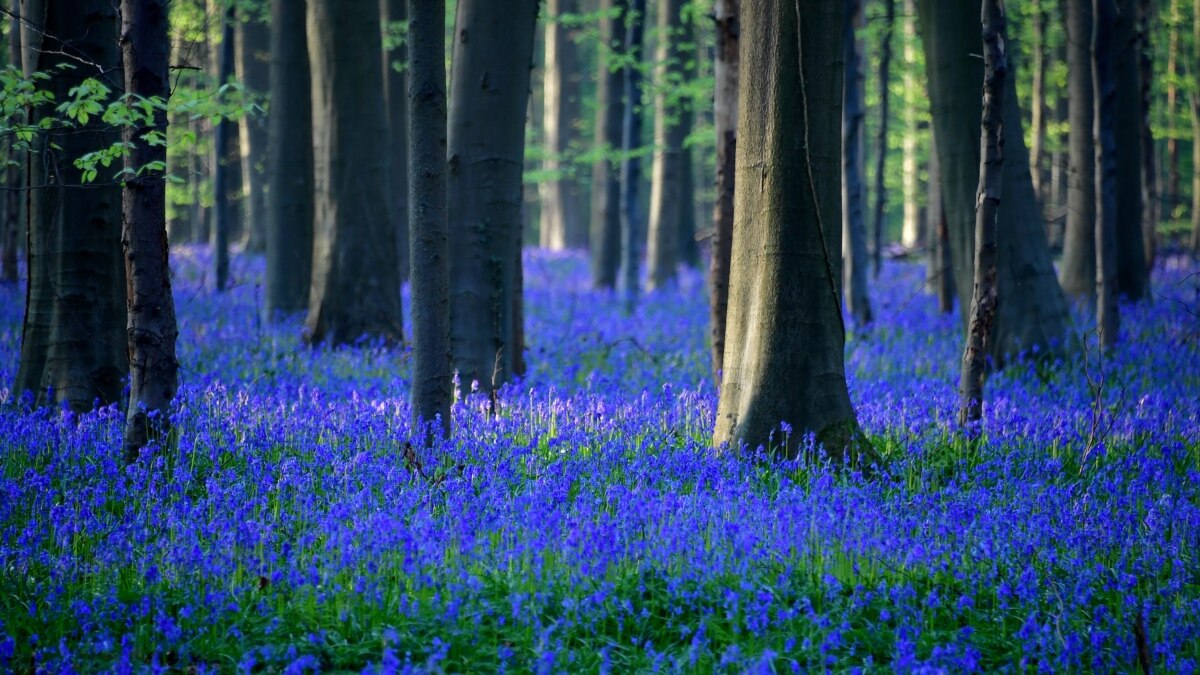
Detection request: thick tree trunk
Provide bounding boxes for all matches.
[618,0,645,312]
[381,0,410,281]
[842,0,872,326]
[15,0,127,412]
[1030,0,1049,206]
[1062,0,1096,299]
[870,0,895,278]
[714,0,874,467]
[928,129,955,313]
[917,0,1071,364]
[304,0,404,345]
[709,0,738,382]
[447,0,538,390]
[211,6,235,292]
[1094,0,1119,348]
[959,0,1007,426]
[900,0,922,250]
[590,0,626,288]
[1,3,20,284]
[646,0,686,290]
[407,0,451,440]
[540,0,585,251]
[120,0,179,459]
[1113,0,1147,300]
[236,11,269,253]
[264,0,314,318]
[1138,0,1156,270]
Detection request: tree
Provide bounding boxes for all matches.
[960,0,1007,425]
[1094,0,1119,348]
[713,0,874,467]
[540,0,586,251]
[1,3,20,285]
[618,0,646,312]
[1164,0,1183,212]
[264,0,314,318]
[646,0,687,290]
[590,0,626,289]
[709,0,738,381]
[900,0,923,250]
[407,0,452,440]
[1029,0,1050,205]
[1113,0,1147,300]
[120,0,179,459]
[1191,0,1200,253]
[447,0,539,391]
[382,0,410,280]
[1062,0,1096,300]
[235,6,269,253]
[14,0,128,412]
[841,0,872,327]
[304,0,404,345]
[928,129,955,314]
[1139,0,1157,269]
[871,0,895,278]
[916,0,1071,364]
[211,4,235,292]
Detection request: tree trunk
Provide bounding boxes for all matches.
[646,0,686,290]
[15,0,127,412]
[540,0,585,251]
[677,10,699,270]
[1030,0,1049,207]
[1138,0,1156,271]
[1062,0,1096,299]
[590,0,626,288]
[407,0,452,440]
[618,0,645,312]
[211,5,235,292]
[236,10,269,253]
[1113,0,1147,300]
[842,0,873,327]
[304,0,404,345]
[959,0,1007,426]
[381,0,410,281]
[120,0,179,459]
[1164,0,1182,214]
[870,0,895,278]
[1191,0,1200,253]
[1094,0,1119,348]
[709,0,738,382]
[447,0,539,391]
[916,0,1071,365]
[929,128,955,313]
[900,0,922,250]
[2,2,20,285]
[714,0,875,467]
[264,0,314,318]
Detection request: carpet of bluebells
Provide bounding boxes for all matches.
[1,246,1199,673]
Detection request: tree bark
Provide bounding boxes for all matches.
[264,0,314,318]
[211,5,235,292]
[870,0,895,278]
[1113,0,1147,300]
[1094,0,1119,348]
[1164,0,1182,214]
[1062,0,1096,299]
[677,11,699,270]
[540,0,585,251]
[447,0,539,391]
[929,128,955,314]
[959,0,1007,426]
[407,0,452,440]
[646,0,687,290]
[14,0,127,412]
[382,0,410,281]
[900,0,922,250]
[120,0,179,459]
[842,0,872,327]
[304,0,404,345]
[236,10,269,253]
[714,0,875,467]
[1030,0,1049,207]
[589,0,626,289]
[1138,0,1156,270]
[618,0,645,312]
[2,2,21,284]
[709,0,738,382]
[1191,0,1200,253]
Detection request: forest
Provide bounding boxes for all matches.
[0,0,1198,671]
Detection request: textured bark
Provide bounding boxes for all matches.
[1062,0,1096,299]
[842,0,872,326]
[870,0,895,277]
[917,0,1071,364]
[1030,0,1049,206]
[540,0,585,251]
[1138,0,1156,270]
[714,0,875,467]
[15,0,128,412]
[211,6,235,292]
[900,0,922,249]
[959,0,1006,426]
[236,11,270,253]
[382,0,410,280]
[120,0,179,458]
[304,0,404,345]
[709,0,738,382]
[2,3,20,284]
[264,0,314,317]
[590,0,626,288]
[929,129,955,313]
[1113,0,1147,300]
[618,0,645,312]
[1094,0,1119,348]
[646,0,686,290]
[407,0,451,439]
[447,0,538,390]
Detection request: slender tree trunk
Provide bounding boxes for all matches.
[407,0,452,440]
[677,9,699,270]
[211,6,235,292]
[1191,0,1200,253]
[900,0,922,250]
[1113,0,1148,300]
[618,0,646,312]
[540,0,585,251]
[871,0,895,277]
[1030,0,1049,207]
[447,0,539,391]
[1062,0,1096,299]
[1164,0,1182,213]
[382,0,410,281]
[15,0,127,412]
[1,2,20,284]
[1094,0,1119,348]
[709,0,738,382]
[264,0,314,318]
[590,0,626,288]
[714,0,875,467]
[305,0,404,345]
[236,10,269,253]
[929,128,955,313]
[120,0,179,459]
[1138,0,1157,270]
[646,0,686,290]
[842,0,872,326]
[960,0,1007,426]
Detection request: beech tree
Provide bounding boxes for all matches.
[382,0,411,280]
[540,0,586,252]
[646,0,687,290]
[618,0,646,312]
[1094,0,1120,347]
[842,0,872,327]
[211,5,234,292]
[1062,0,1096,300]
[871,0,896,278]
[235,7,269,253]
[590,0,627,289]
[709,0,738,380]
[1113,0,1148,300]
[1,5,19,285]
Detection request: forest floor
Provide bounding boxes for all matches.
[1,248,1198,672]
